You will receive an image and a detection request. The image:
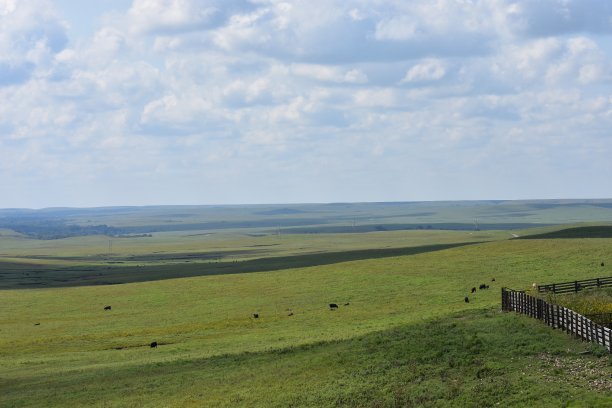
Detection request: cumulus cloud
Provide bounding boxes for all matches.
[291,64,368,84]
[2,0,612,207]
[0,0,67,85]
[401,59,447,83]
[127,0,254,34]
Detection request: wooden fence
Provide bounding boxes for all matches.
[537,276,612,294]
[501,287,611,353]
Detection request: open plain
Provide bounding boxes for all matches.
[1,200,611,407]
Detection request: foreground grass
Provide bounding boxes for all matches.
[1,308,610,407]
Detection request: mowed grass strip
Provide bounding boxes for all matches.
[1,308,610,407]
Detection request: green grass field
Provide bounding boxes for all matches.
[1,228,611,407]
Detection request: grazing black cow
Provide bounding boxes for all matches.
[150,341,157,348]
[344,302,350,306]
[253,313,259,319]
[479,284,486,290]
[104,306,111,311]
[602,262,605,267]
[491,278,496,282]
[471,287,476,293]
[34,323,40,326]
[287,312,294,316]
[464,296,469,303]
[329,303,339,310]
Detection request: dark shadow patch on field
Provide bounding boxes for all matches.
[124,250,258,262]
[527,202,612,210]
[518,226,612,239]
[7,249,259,263]
[479,212,534,218]
[0,242,476,289]
[277,223,555,234]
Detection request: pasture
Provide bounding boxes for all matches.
[1,235,611,406]
[1,201,612,406]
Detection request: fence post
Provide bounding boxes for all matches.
[500,283,612,352]
[526,293,530,316]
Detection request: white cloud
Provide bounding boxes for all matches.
[291,64,368,84]
[492,36,610,87]
[402,59,447,83]
[127,0,245,34]
[374,16,418,41]
[2,0,612,207]
[0,0,67,85]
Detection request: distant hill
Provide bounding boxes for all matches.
[254,208,308,216]
[2,199,612,239]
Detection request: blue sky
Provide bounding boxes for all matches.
[1,0,612,208]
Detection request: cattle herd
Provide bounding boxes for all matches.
[464,278,495,303]
[95,274,499,349]
[96,301,350,349]
[250,302,349,322]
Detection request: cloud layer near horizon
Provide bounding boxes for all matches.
[1,0,612,207]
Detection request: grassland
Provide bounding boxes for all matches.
[1,234,611,406]
[0,229,512,289]
[1,202,612,406]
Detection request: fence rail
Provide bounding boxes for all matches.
[537,276,612,294]
[501,287,611,353]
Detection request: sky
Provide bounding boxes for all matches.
[1,0,612,208]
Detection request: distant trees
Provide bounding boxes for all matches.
[0,217,123,239]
